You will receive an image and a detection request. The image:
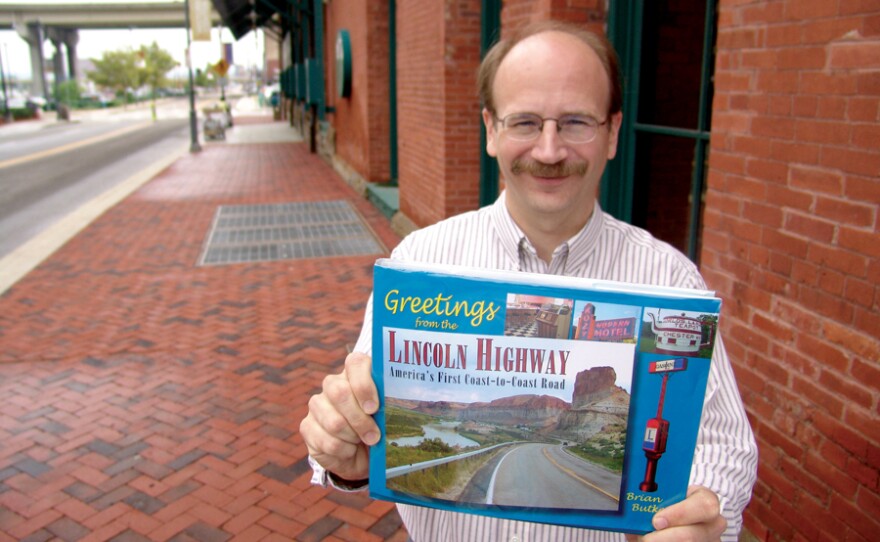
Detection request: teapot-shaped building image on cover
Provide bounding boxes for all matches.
[646,311,713,355]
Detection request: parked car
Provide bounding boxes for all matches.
[26,96,48,110]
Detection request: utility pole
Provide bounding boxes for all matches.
[0,42,11,122]
[184,0,201,153]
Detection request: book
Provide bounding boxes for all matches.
[368,259,721,535]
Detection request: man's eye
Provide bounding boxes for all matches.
[561,117,592,128]
[511,118,539,128]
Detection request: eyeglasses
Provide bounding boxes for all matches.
[496,113,609,144]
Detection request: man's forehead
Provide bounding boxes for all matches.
[503,30,599,66]
[493,30,610,110]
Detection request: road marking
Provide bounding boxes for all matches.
[486,448,519,505]
[0,140,188,295]
[542,447,620,502]
[0,120,153,169]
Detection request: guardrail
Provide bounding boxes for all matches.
[386,442,520,479]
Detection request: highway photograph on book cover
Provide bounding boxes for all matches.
[378,291,641,515]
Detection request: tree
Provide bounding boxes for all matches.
[139,43,178,96]
[86,43,178,115]
[138,42,178,119]
[194,65,218,88]
[87,49,141,102]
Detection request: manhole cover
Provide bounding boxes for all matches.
[198,200,385,265]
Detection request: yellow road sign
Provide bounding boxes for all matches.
[213,59,230,77]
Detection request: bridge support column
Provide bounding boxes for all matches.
[16,22,49,100]
[51,43,66,85]
[46,27,79,83]
[65,30,79,80]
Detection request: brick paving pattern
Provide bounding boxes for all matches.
[0,120,408,541]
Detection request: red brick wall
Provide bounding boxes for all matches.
[325,0,391,183]
[441,1,483,216]
[396,0,482,226]
[396,0,447,226]
[365,1,392,182]
[705,2,880,540]
[501,0,606,42]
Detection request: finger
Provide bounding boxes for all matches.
[644,517,726,542]
[306,390,361,446]
[344,352,380,414]
[653,486,720,530]
[322,363,380,446]
[647,487,726,542]
[299,411,369,480]
[300,409,352,459]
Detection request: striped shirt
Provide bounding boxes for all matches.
[319,192,758,542]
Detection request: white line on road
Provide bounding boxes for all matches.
[486,447,520,505]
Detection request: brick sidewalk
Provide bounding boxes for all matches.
[0,120,408,541]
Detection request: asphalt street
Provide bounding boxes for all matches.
[0,118,190,258]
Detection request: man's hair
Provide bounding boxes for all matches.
[478,20,623,118]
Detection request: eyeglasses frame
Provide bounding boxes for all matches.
[494,112,611,144]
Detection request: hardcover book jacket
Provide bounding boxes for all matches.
[368,259,721,535]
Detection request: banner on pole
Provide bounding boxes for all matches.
[189,0,212,41]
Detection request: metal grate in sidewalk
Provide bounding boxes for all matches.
[198,200,385,265]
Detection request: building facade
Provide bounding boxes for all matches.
[271,1,879,540]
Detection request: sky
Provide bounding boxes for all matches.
[0,0,265,86]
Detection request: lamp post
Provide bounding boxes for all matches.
[184,0,201,153]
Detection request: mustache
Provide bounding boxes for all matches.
[510,159,588,177]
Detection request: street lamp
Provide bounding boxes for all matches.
[184,0,201,153]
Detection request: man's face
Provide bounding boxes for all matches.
[484,31,622,234]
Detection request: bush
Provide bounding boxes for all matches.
[53,80,82,107]
[11,107,37,120]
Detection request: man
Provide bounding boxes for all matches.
[300,20,758,542]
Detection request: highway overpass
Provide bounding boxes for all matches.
[1,0,285,98]
[0,2,218,30]
[0,2,224,98]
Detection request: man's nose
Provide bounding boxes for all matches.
[531,121,568,163]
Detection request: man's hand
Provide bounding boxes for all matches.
[626,486,727,542]
[299,352,380,482]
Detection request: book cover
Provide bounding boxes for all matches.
[368,259,720,535]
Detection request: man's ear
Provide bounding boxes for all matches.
[606,111,623,160]
[482,108,498,158]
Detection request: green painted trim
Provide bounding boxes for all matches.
[479,0,501,207]
[389,0,398,185]
[312,0,326,120]
[687,0,719,261]
[336,29,352,98]
[366,184,399,220]
[604,0,640,223]
[633,123,711,140]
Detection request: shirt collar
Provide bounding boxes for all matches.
[491,190,605,275]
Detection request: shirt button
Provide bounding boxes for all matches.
[510,537,520,542]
